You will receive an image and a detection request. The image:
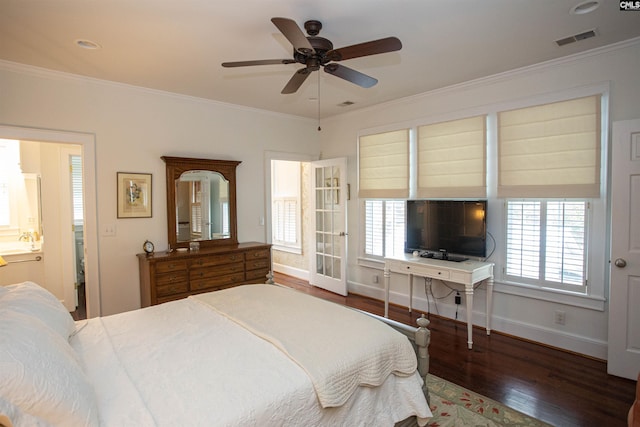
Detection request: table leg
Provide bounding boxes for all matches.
[384,266,391,318]
[466,286,474,350]
[408,274,413,313]
[486,273,494,335]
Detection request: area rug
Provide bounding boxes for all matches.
[425,375,552,427]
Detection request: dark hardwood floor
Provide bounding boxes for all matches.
[274,272,636,427]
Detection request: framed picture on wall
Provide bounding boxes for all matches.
[117,172,152,218]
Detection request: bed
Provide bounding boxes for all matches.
[0,281,432,426]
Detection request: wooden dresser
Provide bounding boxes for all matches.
[138,242,271,307]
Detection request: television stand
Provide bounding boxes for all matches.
[384,254,494,350]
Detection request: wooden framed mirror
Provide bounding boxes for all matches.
[162,156,240,250]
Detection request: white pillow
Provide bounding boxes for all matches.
[0,310,99,427]
[0,396,51,427]
[0,282,75,339]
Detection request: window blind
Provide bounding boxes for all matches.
[417,116,486,198]
[71,155,83,223]
[358,129,409,198]
[364,200,405,257]
[506,200,586,289]
[498,95,601,198]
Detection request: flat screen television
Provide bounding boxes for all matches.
[405,200,487,260]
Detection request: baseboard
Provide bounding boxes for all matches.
[348,280,607,360]
[273,263,309,281]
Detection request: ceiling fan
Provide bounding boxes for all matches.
[221,17,402,94]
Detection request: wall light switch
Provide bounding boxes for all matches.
[102,224,116,236]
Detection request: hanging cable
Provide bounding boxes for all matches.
[317,72,321,131]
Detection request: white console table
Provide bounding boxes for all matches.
[383,254,494,350]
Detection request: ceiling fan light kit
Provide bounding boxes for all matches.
[221,17,402,94]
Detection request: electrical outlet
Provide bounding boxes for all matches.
[455,292,461,305]
[373,274,379,284]
[554,310,566,325]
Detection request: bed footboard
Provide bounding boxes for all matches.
[354,309,431,403]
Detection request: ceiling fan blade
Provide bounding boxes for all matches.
[327,37,402,61]
[324,64,378,88]
[271,17,314,54]
[281,68,312,94]
[222,59,296,67]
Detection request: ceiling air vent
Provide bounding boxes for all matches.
[555,29,597,47]
[338,101,355,107]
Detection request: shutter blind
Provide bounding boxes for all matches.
[498,95,601,198]
[358,129,409,198]
[417,116,487,198]
[71,155,83,222]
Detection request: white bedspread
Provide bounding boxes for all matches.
[193,285,418,408]
[71,285,431,426]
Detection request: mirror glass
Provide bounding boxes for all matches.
[176,170,230,242]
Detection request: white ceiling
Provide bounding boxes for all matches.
[1,1,639,119]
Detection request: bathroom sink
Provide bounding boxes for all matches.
[0,243,42,256]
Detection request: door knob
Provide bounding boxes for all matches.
[614,258,627,268]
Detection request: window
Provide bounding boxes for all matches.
[271,160,301,252]
[273,198,297,244]
[364,200,405,258]
[71,155,83,225]
[506,200,587,292]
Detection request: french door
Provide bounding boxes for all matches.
[309,158,348,296]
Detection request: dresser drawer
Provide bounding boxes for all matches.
[190,253,244,268]
[155,271,188,287]
[191,272,245,291]
[246,268,269,282]
[155,260,188,274]
[156,281,189,297]
[246,258,270,271]
[190,262,244,281]
[245,249,270,260]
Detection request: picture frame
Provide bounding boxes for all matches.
[117,172,152,218]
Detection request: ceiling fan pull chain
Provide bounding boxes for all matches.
[317,72,321,131]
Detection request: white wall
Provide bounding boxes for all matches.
[317,39,640,359]
[0,62,320,315]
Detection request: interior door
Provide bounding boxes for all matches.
[310,158,348,296]
[60,146,81,311]
[608,118,640,379]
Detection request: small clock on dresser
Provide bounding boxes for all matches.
[143,240,155,255]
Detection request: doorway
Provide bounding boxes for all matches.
[0,125,100,317]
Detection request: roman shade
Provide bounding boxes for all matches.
[417,116,487,198]
[358,129,409,198]
[498,95,601,198]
